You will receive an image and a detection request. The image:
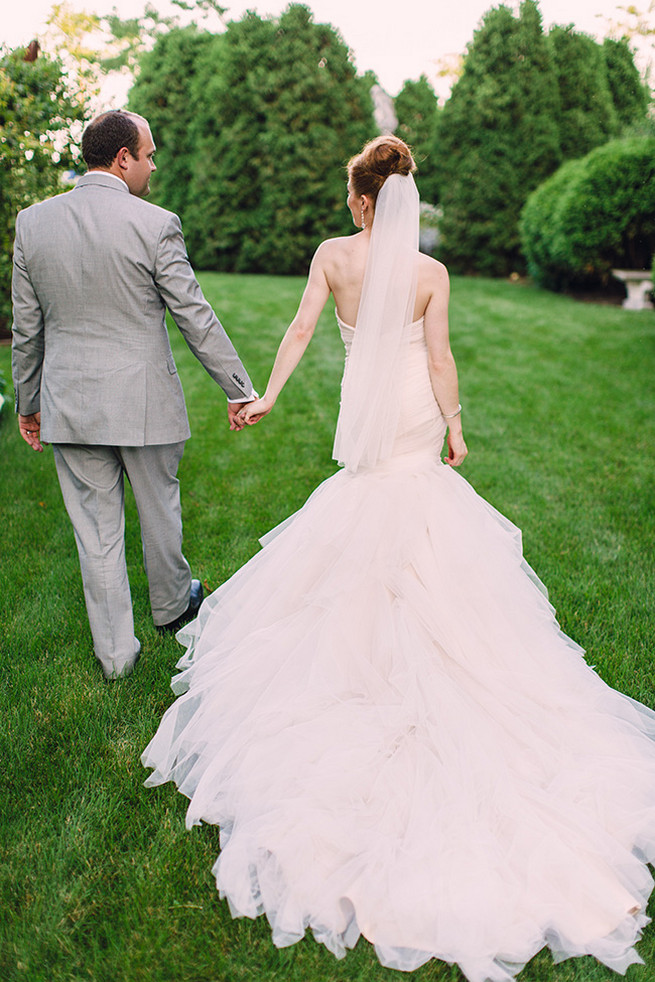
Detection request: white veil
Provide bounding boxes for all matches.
[333,172,420,473]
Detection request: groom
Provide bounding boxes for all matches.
[11,109,256,679]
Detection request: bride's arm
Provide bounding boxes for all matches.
[423,263,468,467]
[240,245,332,424]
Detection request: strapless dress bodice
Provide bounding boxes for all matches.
[336,311,427,351]
[335,310,444,462]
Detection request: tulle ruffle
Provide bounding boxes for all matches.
[143,455,655,980]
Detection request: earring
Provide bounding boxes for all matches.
[361,206,366,229]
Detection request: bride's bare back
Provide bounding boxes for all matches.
[240,226,466,468]
[316,231,447,328]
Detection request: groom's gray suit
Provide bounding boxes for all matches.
[12,170,255,677]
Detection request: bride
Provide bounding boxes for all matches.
[142,136,655,982]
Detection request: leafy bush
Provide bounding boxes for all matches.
[518,157,584,290]
[0,46,86,332]
[520,137,655,290]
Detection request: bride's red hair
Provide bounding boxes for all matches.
[348,135,416,203]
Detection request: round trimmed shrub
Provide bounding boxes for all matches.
[520,137,655,290]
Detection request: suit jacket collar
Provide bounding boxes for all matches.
[75,171,130,194]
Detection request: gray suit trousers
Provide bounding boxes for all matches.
[52,442,191,676]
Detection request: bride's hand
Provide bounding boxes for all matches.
[239,395,273,426]
[444,430,467,467]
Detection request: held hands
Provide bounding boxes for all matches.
[237,395,273,427]
[228,401,248,431]
[19,413,44,452]
[227,396,273,431]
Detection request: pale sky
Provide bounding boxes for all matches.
[1,0,648,97]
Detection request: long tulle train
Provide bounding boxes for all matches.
[143,456,655,980]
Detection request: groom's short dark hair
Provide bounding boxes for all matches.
[82,110,142,169]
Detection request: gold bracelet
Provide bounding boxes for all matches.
[442,404,462,419]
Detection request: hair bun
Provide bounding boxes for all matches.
[347,136,416,203]
[369,140,413,177]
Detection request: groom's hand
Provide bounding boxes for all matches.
[228,401,246,431]
[228,398,259,431]
[19,412,44,452]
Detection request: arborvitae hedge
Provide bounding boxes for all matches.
[435,1,648,277]
[394,76,440,205]
[129,5,374,275]
[548,25,618,160]
[436,1,562,276]
[128,26,214,224]
[126,3,650,281]
[602,37,649,128]
[520,137,655,290]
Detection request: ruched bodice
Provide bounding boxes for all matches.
[336,312,446,464]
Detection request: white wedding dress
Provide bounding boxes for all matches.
[143,312,655,982]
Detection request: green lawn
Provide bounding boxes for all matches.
[1,272,654,982]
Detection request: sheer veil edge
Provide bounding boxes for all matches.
[333,173,420,473]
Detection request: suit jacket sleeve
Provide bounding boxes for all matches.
[154,213,255,402]
[11,213,44,415]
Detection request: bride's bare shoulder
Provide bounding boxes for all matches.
[316,234,361,255]
[416,254,449,312]
[313,234,364,272]
[418,252,449,284]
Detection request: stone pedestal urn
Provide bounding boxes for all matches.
[611,269,654,310]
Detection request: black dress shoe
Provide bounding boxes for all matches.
[156,579,204,634]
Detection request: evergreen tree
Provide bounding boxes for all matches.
[394,75,440,203]
[548,25,618,159]
[602,36,649,129]
[182,4,374,273]
[436,0,561,275]
[128,26,214,222]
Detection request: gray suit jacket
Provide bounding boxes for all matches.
[11,171,255,445]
